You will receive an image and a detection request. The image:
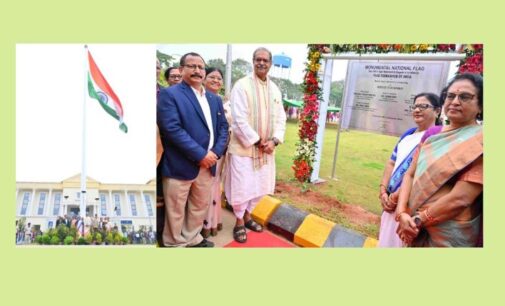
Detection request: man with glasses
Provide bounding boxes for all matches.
[157,52,229,247]
[225,47,287,243]
[164,67,183,86]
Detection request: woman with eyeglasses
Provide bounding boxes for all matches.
[201,67,232,238]
[396,73,483,247]
[378,92,442,247]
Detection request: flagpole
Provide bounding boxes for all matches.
[80,45,88,237]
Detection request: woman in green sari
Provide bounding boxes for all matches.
[395,73,483,247]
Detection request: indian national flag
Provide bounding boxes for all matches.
[87,50,128,133]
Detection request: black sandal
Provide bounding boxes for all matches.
[244,219,263,232]
[233,226,247,243]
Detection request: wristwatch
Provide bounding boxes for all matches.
[412,215,422,228]
[270,137,280,146]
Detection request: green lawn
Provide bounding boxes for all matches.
[275,120,398,237]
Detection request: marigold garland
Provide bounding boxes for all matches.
[292,44,329,184]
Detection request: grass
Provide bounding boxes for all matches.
[274,120,398,237]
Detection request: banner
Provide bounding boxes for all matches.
[341,60,450,136]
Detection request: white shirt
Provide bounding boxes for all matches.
[191,86,214,151]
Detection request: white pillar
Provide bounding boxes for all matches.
[29,188,36,216]
[310,58,334,183]
[109,190,113,217]
[140,190,145,217]
[47,189,52,217]
[124,190,129,217]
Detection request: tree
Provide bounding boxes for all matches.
[329,80,345,107]
[231,58,252,85]
[156,50,176,69]
[207,58,226,74]
[270,77,303,100]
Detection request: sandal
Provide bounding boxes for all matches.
[201,228,211,239]
[233,226,247,243]
[244,219,263,232]
[211,228,218,237]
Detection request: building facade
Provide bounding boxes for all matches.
[16,174,156,234]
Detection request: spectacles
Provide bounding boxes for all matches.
[446,92,476,103]
[254,58,270,63]
[410,103,433,111]
[183,64,205,71]
[207,76,223,81]
[169,74,182,79]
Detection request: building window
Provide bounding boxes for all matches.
[113,193,121,216]
[99,194,107,217]
[53,193,61,216]
[144,194,153,217]
[20,192,31,215]
[37,192,46,215]
[129,193,138,216]
[76,192,80,199]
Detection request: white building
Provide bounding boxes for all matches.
[16,174,156,234]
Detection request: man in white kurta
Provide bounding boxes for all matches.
[224,47,286,243]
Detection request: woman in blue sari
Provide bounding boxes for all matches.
[378,93,441,247]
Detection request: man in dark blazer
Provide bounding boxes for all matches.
[157,52,229,247]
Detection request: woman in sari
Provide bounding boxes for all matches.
[201,67,232,238]
[396,73,483,247]
[378,93,441,247]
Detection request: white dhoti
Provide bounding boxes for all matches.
[224,153,276,218]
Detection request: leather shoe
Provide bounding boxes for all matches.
[188,239,214,248]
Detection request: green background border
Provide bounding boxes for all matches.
[1,1,502,305]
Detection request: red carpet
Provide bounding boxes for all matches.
[224,230,295,248]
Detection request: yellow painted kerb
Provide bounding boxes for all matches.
[363,237,378,248]
[251,195,281,226]
[294,214,335,248]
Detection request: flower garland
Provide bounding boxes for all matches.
[292,44,330,184]
[332,44,483,75]
[458,44,483,75]
[292,43,483,184]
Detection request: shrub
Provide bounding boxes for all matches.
[63,236,74,245]
[95,233,102,244]
[35,235,43,244]
[121,236,129,245]
[50,236,60,245]
[105,233,114,245]
[69,227,78,239]
[85,233,93,244]
[113,233,122,245]
[77,237,87,245]
[57,224,69,241]
[41,234,51,245]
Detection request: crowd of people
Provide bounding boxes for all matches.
[156,47,286,247]
[16,214,155,245]
[379,73,483,247]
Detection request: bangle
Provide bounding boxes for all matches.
[424,208,435,222]
[395,212,408,222]
[388,193,398,205]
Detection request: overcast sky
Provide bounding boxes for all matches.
[156,44,459,84]
[16,44,155,184]
[157,44,351,83]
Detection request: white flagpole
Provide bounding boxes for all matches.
[225,44,232,98]
[80,45,88,236]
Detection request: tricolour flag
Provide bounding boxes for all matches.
[87,50,128,133]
